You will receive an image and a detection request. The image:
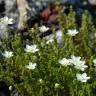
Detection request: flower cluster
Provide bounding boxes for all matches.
[59,55,90,82]
[2,46,92,83]
[59,55,88,71]
[2,44,39,70]
[24,44,39,69]
[40,29,78,47]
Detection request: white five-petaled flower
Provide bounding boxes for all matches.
[69,55,87,71]
[93,59,96,66]
[25,62,36,70]
[74,61,88,71]
[69,55,84,65]
[25,44,39,53]
[69,55,82,65]
[55,83,59,88]
[46,38,54,44]
[2,51,13,58]
[39,25,49,32]
[76,73,90,82]
[58,58,71,66]
[67,29,79,36]
[0,16,13,25]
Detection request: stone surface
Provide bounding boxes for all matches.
[88,0,96,5]
[0,0,96,29]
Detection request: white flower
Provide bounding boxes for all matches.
[9,86,12,91]
[39,25,49,32]
[69,55,82,65]
[67,29,79,36]
[0,16,13,25]
[46,38,54,44]
[93,59,96,66]
[38,79,43,83]
[55,83,59,88]
[25,62,36,70]
[2,51,13,58]
[25,44,39,53]
[58,58,71,66]
[74,61,88,71]
[76,73,90,82]
[69,55,87,71]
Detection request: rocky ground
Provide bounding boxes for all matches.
[0,0,96,29]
